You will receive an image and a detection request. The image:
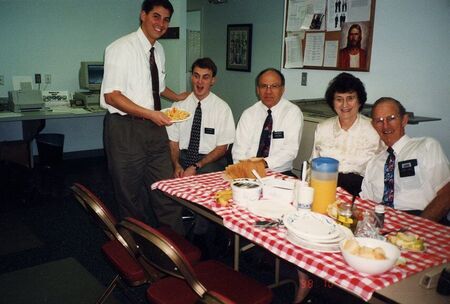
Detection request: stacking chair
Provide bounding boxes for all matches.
[119,217,273,304]
[71,183,202,304]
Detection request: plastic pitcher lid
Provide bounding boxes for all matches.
[311,157,339,173]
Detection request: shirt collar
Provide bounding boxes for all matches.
[259,98,284,113]
[137,27,153,53]
[391,135,410,154]
[193,92,213,106]
[333,113,361,134]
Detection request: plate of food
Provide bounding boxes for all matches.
[386,232,426,252]
[161,107,191,122]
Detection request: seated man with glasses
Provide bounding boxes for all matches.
[232,68,303,176]
[360,97,450,224]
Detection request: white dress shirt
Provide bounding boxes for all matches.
[233,98,303,172]
[360,135,450,211]
[312,114,383,176]
[100,27,166,114]
[166,92,235,154]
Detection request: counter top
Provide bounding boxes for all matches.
[293,99,441,125]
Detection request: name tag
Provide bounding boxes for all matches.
[272,131,284,139]
[398,159,417,177]
[204,127,215,135]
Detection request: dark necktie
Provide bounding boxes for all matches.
[186,102,202,166]
[149,47,161,111]
[256,109,273,158]
[382,147,395,207]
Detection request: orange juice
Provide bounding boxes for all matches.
[310,177,337,214]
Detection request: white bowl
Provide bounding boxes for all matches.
[339,237,400,275]
[231,178,262,207]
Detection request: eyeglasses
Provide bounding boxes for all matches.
[258,84,283,90]
[373,114,400,125]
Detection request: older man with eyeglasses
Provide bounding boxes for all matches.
[360,97,450,224]
[232,68,304,176]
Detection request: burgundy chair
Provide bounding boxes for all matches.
[71,183,201,304]
[118,217,273,304]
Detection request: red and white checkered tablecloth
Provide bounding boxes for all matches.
[152,171,450,301]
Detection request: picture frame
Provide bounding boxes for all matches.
[226,24,252,72]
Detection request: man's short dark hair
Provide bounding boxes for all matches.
[191,58,217,77]
[325,72,367,112]
[372,97,407,117]
[141,0,174,16]
[255,68,285,86]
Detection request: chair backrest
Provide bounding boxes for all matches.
[71,183,127,246]
[118,217,208,298]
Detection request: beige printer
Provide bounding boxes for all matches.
[8,90,44,112]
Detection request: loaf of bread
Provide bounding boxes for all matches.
[225,159,266,179]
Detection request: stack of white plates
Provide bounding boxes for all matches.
[247,199,296,219]
[284,211,353,252]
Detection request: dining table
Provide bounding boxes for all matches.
[152,171,450,303]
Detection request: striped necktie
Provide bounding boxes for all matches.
[382,147,395,207]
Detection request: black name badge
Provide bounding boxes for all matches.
[204,127,215,135]
[272,131,284,139]
[398,159,417,177]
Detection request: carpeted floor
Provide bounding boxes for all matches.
[0,156,363,304]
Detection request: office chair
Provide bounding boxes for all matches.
[71,183,202,304]
[118,217,273,304]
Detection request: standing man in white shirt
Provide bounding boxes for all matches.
[167,57,235,178]
[232,68,303,176]
[361,97,450,224]
[100,0,189,234]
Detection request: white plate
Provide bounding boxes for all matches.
[286,226,353,253]
[161,108,192,123]
[247,199,296,219]
[284,211,340,240]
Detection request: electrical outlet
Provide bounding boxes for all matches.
[35,74,41,84]
[301,72,307,86]
[44,74,51,84]
[0,75,4,86]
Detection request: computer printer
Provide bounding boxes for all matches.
[8,90,44,112]
[73,91,100,108]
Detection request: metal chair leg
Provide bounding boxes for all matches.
[96,274,120,304]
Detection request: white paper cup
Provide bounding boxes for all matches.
[298,186,314,210]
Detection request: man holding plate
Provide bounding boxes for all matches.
[101,0,189,235]
[167,57,235,178]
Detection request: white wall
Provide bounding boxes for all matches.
[283,0,450,156]
[195,0,450,157]
[0,0,187,153]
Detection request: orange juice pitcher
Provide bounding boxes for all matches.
[310,157,339,214]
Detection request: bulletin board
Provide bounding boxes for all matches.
[283,0,376,72]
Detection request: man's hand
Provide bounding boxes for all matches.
[182,165,197,177]
[173,164,184,178]
[148,111,173,126]
[175,91,190,101]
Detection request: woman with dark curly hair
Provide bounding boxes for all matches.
[311,72,383,196]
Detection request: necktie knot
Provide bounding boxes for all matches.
[150,47,155,55]
[387,146,394,155]
[267,109,272,115]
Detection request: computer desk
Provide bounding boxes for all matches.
[0,106,106,167]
